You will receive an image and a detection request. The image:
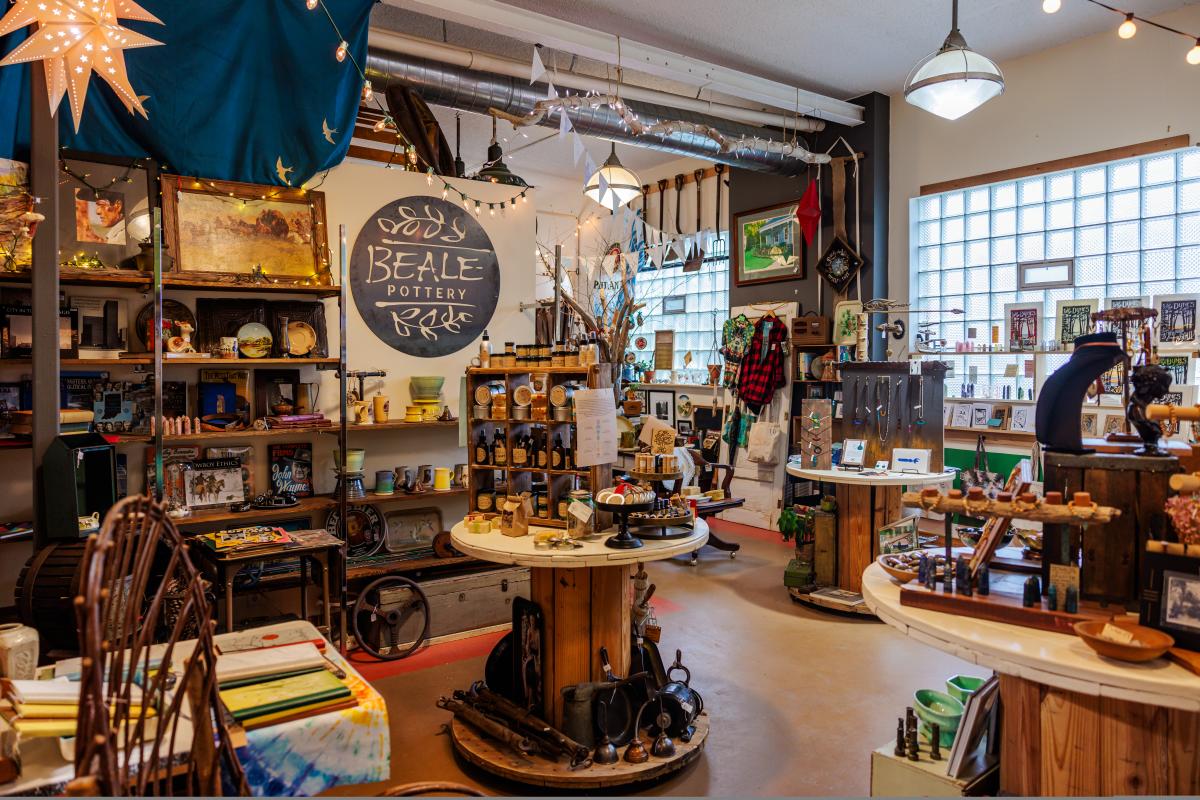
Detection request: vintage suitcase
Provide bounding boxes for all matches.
[373,566,530,653]
[792,315,831,345]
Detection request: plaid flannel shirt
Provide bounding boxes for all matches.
[736,316,788,413]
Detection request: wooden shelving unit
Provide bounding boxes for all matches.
[466,365,608,529]
[0,268,341,297]
[161,356,340,367]
[176,488,471,528]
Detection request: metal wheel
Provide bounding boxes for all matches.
[730,551,737,559]
[351,576,431,660]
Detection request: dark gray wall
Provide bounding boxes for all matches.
[727,92,890,340]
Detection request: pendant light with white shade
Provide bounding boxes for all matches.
[584,142,642,210]
[903,0,1005,121]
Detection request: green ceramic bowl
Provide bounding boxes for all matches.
[945,674,987,703]
[409,376,445,400]
[913,689,964,748]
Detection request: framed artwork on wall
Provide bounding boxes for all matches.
[1106,295,1150,311]
[731,201,803,287]
[1003,302,1041,352]
[160,174,330,285]
[1155,293,1200,350]
[647,389,676,427]
[1055,297,1099,350]
[1009,405,1035,433]
[59,150,159,272]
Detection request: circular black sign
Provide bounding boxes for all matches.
[351,196,500,357]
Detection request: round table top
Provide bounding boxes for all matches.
[861,562,1200,712]
[450,518,709,568]
[785,463,957,486]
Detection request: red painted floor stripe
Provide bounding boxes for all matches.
[708,517,789,546]
[350,629,506,683]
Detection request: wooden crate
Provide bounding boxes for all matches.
[1041,451,1179,610]
[813,509,837,586]
[792,315,831,345]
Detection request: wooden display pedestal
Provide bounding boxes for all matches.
[450,714,708,790]
[836,481,900,594]
[998,674,1200,795]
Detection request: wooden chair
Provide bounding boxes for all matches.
[685,450,744,564]
[69,494,248,797]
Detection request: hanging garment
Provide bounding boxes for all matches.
[720,313,754,389]
[736,316,788,413]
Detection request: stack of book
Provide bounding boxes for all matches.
[8,409,93,437]
[216,642,354,730]
[199,525,292,554]
[265,413,331,430]
[0,679,150,738]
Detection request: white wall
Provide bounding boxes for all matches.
[889,4,1200,307]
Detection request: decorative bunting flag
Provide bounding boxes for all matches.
[571,132,585,165]
[558,104,572,138]
[529,46,546,84]
[797,179,821,246]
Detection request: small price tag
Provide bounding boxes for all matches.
[569,501,594,523]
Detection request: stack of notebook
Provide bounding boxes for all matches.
[1,679,150,738]
[199,525,292,554]
[216,641,355,730]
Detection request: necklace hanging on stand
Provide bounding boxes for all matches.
[876,377,892,444]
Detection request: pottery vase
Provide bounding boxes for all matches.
[0,623,38,679]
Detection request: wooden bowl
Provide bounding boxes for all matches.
[1073,619,1174,662]
[876,554,919,584]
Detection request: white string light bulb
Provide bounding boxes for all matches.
[1189,38,1200,64]
[1042,0,1061,12]
[361,80,373,101]
[1118,14,1137,39]
[335,40,349,61]
[306,0,318,9]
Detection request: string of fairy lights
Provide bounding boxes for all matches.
[306,0,531,216]
[1042,0,1200,64]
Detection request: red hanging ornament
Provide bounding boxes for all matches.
[796,179,821,246]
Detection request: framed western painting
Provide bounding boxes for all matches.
[1054,297,1099,350]
[732,201,803,287]
[59,151,159,272]
[161,175,330,285]
[1004,302,1041,352]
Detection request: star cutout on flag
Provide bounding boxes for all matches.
[0,0,163,131]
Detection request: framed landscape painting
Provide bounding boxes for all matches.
[732,201,803,287]
[161,175,330,284]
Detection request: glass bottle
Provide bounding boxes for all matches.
[492,429,507,467]
[536,429,548,469]
[552,433,565,470]
[475,429,489,466]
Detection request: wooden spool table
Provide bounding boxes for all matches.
[449,519,709,789]
[862,562,1200,795]
[784,465,956,606]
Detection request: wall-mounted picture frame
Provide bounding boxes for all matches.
[1140,550,1200,651]
[676,420,693,436]
[1003,302,1042,352]
[59,150,159,272]
[970,403,993,429]
[1080,410,1099,438]
[1101,412,1126,436]
[1055,297,1099,350]
[878,515,920,555]
[1009,405,1035,433]
[950,404,972,429]
[161,174,330,285]
[1155,293,1200,350]
[731,200,803,287]
[647,389,676,427]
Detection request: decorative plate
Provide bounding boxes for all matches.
[811,354,829,381]
[325,505,386,560]
[816,235,864,295]
[286,321,317,356]
[135,299,195,350]
[237,322,273,358]
[676,394,692,418]
[635,336,648,350]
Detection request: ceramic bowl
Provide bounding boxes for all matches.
[409,376,445,400]
[945,674,988,703]
[334,448,366,473]
[876,553,919,584]
[913,689,964,748]
[1073,619,1174,662]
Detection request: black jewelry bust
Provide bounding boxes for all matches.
[1035,331,1124,454]
[1128,363,1173,456]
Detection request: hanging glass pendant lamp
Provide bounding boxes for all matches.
[584,143,642,210]
[903,0,1005,120]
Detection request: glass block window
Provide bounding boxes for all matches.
[628,233,728,375]
[912,146,1200,396]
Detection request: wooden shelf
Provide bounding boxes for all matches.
[176,488,470,527]
[162,357,339,367]
[161,426,334,442]
[342,420,457,431]
[467,366,590,375]
[345,554,480,581]
[162,276,340,297]
[944,426,1036,440]
[0,357,153,367]
[0,269,341,297]
[0,268,152,289]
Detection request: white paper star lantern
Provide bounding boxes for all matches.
[0,0,163,131]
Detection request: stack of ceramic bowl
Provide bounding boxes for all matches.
[409,376,445,421]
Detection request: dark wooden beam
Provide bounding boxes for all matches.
[29,64,59,547]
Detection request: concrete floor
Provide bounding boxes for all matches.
[328,521,977,796]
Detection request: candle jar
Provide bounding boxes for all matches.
[566,490,594,538]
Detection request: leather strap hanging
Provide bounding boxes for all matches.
[831,156,849,243]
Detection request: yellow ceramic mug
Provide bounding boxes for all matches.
[373,394,389,423]
[404,405,422,422]
[433,467,452,491]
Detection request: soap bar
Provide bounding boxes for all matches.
[1099,623,1136,645]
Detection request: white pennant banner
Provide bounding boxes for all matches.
[530,47,546,84]
[571,132,585,165]
[558,105,572,139]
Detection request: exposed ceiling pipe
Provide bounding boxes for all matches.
[364,48,821,175]
[368,28,826,134]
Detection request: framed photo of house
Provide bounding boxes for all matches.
[878,515,919,555]
[160,174,330,284]
[1004,302,1041,352]
[1054,297,1099,350]
[59,150,159,272]
[731,201,803,287]
[1140,550,1200,650]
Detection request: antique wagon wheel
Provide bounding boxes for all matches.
[351,576,431,660]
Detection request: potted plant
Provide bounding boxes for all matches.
[635,359,655,383]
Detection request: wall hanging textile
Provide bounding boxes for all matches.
[384,84,456,177]
[0,0,373,186]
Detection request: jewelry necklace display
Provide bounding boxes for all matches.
[852,378,865,426]
[895,378,905,435]
[877,376,892,444]
[914,376,926,427]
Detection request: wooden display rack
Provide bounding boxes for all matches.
[897,488,1122,633]
[466,364,612,529]
[449,714,708,789]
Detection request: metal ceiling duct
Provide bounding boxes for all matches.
[364,47,818,176]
